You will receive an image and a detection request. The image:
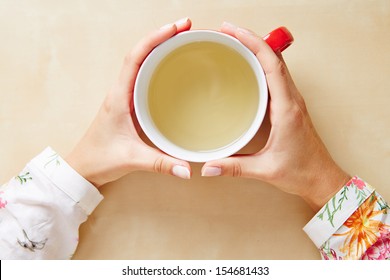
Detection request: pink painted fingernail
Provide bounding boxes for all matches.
[201,166,222,177]
[237,27,254,35]
[222,21,237,29]
[172,165,191,179]
[174,17,189,26]
[160,23,174,30]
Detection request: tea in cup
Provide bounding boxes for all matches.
[134,28,293,162]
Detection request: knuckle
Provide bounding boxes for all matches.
[103,84,123,114]
[265,58,289,80]
[275,59,288,77]
[102,92,113,114]
[292,104,303,119]
[286,104,305,127]
[153,155,165,174]
[231,160,242,178]
[295,93,308,115]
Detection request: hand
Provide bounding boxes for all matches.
[66,18,193,188]
[202,22,350,211]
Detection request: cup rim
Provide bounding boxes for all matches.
[134,30,268,162]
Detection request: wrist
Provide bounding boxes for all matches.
[65,146,103,188]
[301,163,351,212]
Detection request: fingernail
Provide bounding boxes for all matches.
[201,166,222,177]
[172,165,191,179]
[222,21,237,29]
[174,17,189,26]
[237,27,255,35]
[160,23,174,30]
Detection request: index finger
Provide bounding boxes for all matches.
[221,22,295,112]
[118,18,192,100]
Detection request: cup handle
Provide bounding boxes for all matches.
[262,27,294,52]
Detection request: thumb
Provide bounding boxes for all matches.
[201,154,266,179]
[134,145,192,179]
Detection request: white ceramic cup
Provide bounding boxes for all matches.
[134,29,292,162]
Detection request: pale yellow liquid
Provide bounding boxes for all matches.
[148,41,259,151]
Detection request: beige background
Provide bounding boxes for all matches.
[0,0,389,259]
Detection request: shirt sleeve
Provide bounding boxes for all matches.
[0,147,103,259]
[303,176,390,260]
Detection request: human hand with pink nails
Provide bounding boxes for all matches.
[201,22,350,212]
[66,18,193,187]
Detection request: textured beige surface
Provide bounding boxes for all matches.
[1,0,389,259]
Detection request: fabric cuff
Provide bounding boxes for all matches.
[29,147,103,215]
[303,176,374,248]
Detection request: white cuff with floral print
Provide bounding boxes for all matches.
[303,176,375,248]
[29,147,103,215]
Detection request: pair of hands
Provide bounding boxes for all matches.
[66,18,350,211]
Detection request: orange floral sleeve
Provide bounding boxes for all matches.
[303,176,390,260]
